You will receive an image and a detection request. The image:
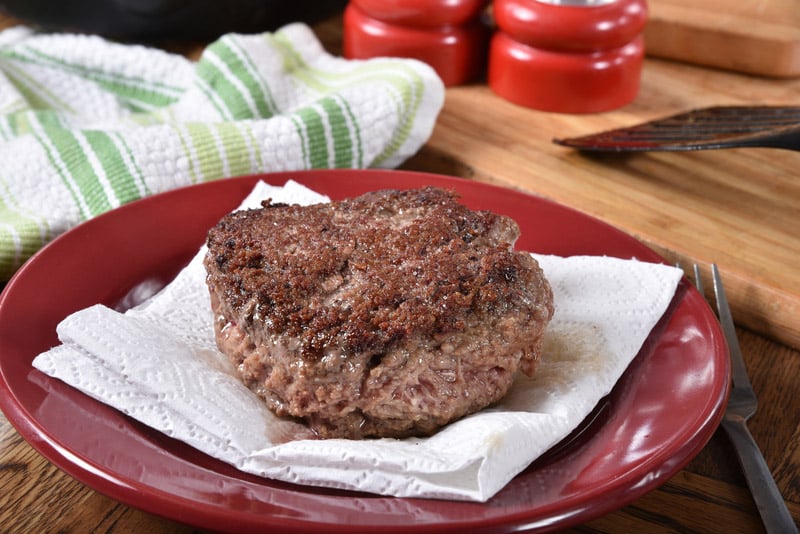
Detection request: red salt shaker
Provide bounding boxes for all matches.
[343,0,491,86]
[488,0,648,113]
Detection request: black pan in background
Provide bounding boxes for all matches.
[0,0,348,40]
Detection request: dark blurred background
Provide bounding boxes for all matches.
[0,0,348,40]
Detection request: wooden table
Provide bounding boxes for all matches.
[2,12,799,534]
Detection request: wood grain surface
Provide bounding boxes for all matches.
[644,0,800,77]
[1,11,799,534]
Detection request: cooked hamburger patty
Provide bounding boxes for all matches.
[204,186,554,439]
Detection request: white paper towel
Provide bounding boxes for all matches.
[33,180,683,502]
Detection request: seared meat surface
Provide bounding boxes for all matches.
[204,187,553,439]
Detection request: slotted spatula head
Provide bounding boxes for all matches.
[553,106,800,152]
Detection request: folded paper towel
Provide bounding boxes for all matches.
[0,23,444,280]
[33,180,683,502]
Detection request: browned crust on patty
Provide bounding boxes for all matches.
[208,188,538,355]
[204,186,554,438]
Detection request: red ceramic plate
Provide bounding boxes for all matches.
[0,170,728,533]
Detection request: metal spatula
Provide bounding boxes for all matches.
[553,106,800,152]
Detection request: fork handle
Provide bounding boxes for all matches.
[721,418,798,533]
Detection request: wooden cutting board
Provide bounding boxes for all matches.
[644,0,800,78]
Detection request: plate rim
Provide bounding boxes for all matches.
[0,169,730,533]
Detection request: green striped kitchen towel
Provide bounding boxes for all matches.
[0,23,444,280]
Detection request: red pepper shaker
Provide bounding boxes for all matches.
[488,0,648,113]
[343,0,491,86]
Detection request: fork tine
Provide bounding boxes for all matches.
[692,263,704,296]
[711,264,754,394]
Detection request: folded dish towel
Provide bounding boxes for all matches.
[0,23,444,280]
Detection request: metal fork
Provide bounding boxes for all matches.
[553,106,800,152]
[693,264,798,534]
